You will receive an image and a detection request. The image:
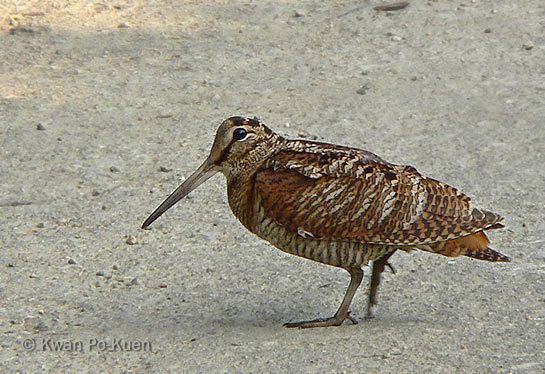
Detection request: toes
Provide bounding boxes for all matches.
[283,318,329,329]
[346,311,358,325]
[283,314,356,328]
[283,322,298,328]
[283,321,307,328]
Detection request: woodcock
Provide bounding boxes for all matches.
[142,116,510,328]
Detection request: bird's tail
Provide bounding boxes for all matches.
[421,231,510,262]
[464,246,511,262]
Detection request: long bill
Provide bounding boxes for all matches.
[141,159,219,229]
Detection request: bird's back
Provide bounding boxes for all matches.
[230,138,509,264]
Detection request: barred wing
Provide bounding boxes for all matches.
[255,153,502,245]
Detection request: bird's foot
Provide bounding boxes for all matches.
[283,311,358,329]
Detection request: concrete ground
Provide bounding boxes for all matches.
[1,1,544,372]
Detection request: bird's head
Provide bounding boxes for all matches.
[208,116,280,173]
[142,116,281,228]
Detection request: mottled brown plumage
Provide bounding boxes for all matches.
[142,116,510,328]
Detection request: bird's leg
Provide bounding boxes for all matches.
[366,251,396,319]
[284,267,363,328]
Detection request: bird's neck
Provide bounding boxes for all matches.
[223,134,286,180]
[224,135,286,231]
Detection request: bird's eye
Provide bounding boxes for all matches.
[233,128,248,141]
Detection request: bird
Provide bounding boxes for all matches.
[142,116,510,328]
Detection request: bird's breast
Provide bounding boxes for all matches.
[226,173,391,268]
[226,173,258,232]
